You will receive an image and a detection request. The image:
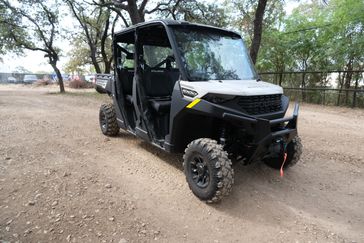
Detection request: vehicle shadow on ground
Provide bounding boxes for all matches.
[117,130,184,171]
[211,162,302,218]
[136,136,292,214]
[117,130,296,220]
[112,132,340,228]
[139,141,184,171]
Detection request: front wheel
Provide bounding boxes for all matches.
[264,136,303,169]
[183,138,234,203]
[99,103,119,136]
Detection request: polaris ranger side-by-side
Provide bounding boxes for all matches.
[96,20,302,203]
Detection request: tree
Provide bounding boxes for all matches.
[250,0,267,64]
[252,0,363,106]
[64,37,94,74]
[158,1,228,27]
[229,0,284,64]
[66,0,117,74]
[325,0,364,104]
[94,0,227,27]
[94,0,151,25]
[0,0,65,92]
[0,3,23,55]
[257,30,291,85]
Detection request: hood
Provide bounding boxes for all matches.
[180,80,283,99]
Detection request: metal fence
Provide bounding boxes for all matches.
[259,70,364,108]
[281,87,364,108]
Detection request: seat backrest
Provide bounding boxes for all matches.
[118,69,134,95]
[144,69,179,97]
[167,70,180,84]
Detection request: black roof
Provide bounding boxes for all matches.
[114,19,240,37]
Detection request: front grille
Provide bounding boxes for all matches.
[237,94,282,115]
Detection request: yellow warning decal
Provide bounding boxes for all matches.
[186,98,201,109]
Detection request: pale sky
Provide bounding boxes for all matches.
[0,0,301,74]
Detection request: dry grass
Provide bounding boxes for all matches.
[34,79,51,86]
[68,79,94,89]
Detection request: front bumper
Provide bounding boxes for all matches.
[222,103,299,163]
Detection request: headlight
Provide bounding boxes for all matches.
[182,88,198,98]
[203,94,235,104]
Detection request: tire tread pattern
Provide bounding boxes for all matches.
[100,103,119,136]
[286,136,303,168]
[183,138,234,203]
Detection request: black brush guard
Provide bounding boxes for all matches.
[223,103,299,163]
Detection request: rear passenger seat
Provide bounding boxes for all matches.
[144,69,179,113]
[118,69,134,104]
[119,68,179,113]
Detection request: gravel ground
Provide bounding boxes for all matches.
[0,84,363,242]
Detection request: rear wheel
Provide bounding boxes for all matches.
[264,136,303,169]
[183,138,234,203]
[99,103,119,136]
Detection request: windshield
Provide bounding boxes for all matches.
[173,27,257,81]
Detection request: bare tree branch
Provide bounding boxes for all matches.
[92,0,130,26]
[112,0,128,10]
[2,0,50,49]
[139,0,149,13]
[144,0,172,14]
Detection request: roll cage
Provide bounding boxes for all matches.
[113,20,244,82]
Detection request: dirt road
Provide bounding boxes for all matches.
[1,85,363,242]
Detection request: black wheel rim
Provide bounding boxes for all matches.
[100,111,107,131]
[190,154,210,188]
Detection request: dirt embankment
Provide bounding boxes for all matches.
[0,85,363,242]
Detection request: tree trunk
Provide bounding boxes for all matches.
[250,0,267,64]
[104,60,112,74]
[352,75,359,108]
[278,70,283,86]
[344,59,353,105]
[101,13,111,74]
[127,0,144,24]
[337,72,344,106]
[50,61,64,93]
[90,46,102,73]
[301,72,306,102]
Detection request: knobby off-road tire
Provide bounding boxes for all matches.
[183,138,234,203]
[264,136,303,169]
[99,103,119,136]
